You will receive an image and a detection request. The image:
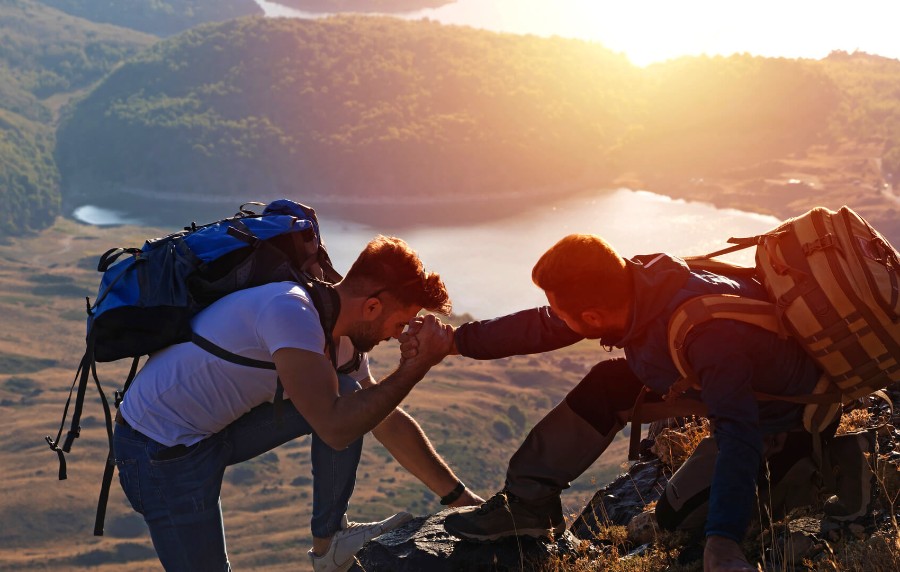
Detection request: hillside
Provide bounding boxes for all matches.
[0,1,155,104]
[0,219,626,570]
[52,16,900,243]
[0,0,155,235]
[0,110,58,235]
[35,0,261,37]
[55,16,641,211]
[272,0,455,12]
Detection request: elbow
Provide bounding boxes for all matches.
[318,426,358,451]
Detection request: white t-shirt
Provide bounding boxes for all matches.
[119,281,370,446]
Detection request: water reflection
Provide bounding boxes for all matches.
[72,205,144,227]
[71,188,778,318]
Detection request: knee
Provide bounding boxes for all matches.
[337,374,362,397]
[565,359,638,435]
[655,481,710,533]
[655,489,679,531]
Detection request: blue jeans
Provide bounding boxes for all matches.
[113,374,363,571]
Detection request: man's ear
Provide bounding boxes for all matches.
[361,296,384,320]
[580,309,604,327]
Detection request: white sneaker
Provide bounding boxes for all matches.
[308,512,413,571]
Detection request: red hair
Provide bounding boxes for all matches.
[344,235,451,314]
[531,234,630,315]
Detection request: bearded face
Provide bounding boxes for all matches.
[347,314,390,353]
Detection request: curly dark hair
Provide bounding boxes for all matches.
[343,235,451,314]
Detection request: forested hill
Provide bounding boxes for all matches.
[0,0,155,235]
[273,0,455,12]
[56,15,643,207]
[58,15,900,225]
[34,0,261,37]
[11,12,900,238]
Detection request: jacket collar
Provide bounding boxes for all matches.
[604,253,690,348]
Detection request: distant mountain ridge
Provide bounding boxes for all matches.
[4,6,900,239]
[54,16,900,237]
[271,0,455,12]
[35,0,261,36]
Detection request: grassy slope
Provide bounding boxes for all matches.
[0,0,156,236]
[0,219,627,570]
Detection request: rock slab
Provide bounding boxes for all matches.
[354,508,581,571]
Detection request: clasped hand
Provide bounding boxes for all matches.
[398,315,453,370]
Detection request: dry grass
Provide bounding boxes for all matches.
[0,220,628,570]
[537,405,900,572]
[3,220,898,570]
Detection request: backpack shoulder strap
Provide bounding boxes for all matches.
[667,294,847,409]
[668,294,783,385]
[188,272,350,373]
[300,275,363,372]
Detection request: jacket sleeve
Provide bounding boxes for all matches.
[454,306,584,360]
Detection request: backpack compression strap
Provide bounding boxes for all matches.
[44,327,127,536]
[667,294,848,409]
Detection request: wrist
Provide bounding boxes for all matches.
[440,480,466,505]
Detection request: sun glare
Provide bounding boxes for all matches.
[429,0,900,67]
[466,0,726,67]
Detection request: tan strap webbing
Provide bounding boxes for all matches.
[627,387,709,460]
[667,295,848,406]
[668,295,782,383]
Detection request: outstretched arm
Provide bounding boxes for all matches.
[454,307,584,359]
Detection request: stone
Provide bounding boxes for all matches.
[353,508,582,571]
[651,425,706,469]
[569,460,668,539]
[763,517,826,566]
[626,510,659,545]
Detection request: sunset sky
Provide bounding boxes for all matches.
[258,0,900,66]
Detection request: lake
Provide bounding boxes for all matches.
[73,188,779,319]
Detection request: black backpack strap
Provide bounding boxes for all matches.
[301,277,359,371]
[190,279,354,430]
[44,326,121,537]
[191,334,284,427]
[89,355,141,538]
[115,357,141,409]
[46,328,98,474]
[91,358,115,536]
[191,333,277,370]
[45,349,91,480]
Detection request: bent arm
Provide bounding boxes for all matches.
[274,315,453,450]
[274,348,429,450]
[454,306,584,359]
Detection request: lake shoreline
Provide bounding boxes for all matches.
[65,138,900,245]
[620,139,900,243]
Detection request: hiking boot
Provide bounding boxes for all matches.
[823,429,876,521]
[308,512,413,571]
[443,490,565,541]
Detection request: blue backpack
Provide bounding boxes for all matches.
[46,199,347,536]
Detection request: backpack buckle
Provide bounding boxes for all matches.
[802,233,837,256]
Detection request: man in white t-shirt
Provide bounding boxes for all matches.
[113,235,481,572]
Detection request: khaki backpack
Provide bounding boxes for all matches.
[629,206,899,460]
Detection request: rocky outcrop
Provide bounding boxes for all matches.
[569,460,668,537]
[357,390,900,570]
[353,508,581,571]
[355,461,668,570]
